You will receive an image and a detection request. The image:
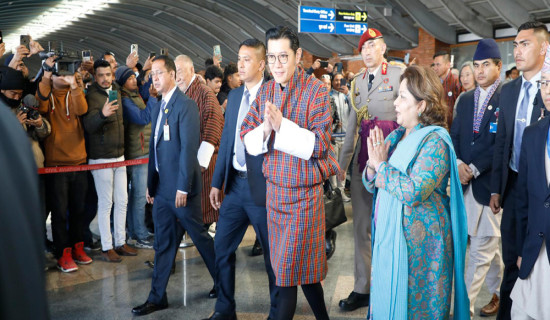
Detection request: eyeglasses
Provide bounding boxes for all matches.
[150,70,168,77]
[266,54,289,65]
[537,80,550,89]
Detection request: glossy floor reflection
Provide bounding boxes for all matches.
[46,202,497,320]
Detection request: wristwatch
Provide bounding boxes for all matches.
[42,62,54,72]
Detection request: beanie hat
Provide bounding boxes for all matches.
[0,66,25,90]
[115,66,134,87]
[473,39,501,61]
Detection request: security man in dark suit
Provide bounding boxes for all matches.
[132,55,216,316]
[489,21,549,320]
[206,39,277,320]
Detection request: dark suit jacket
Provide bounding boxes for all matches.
[451,85,502,206]
[211,85,267,206]
[515,116,550,279]
[491,77,545,200]
[147,88,202,199]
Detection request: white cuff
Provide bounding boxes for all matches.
[197,141,215,168]
[243,123,269,156]
[456,159,464,166]
[469,163,480,178]
[177,190,188,195]
[273,118,315,160]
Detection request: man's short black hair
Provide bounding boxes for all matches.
[506,70,511,77]
[265,26,300,53]
[205,65,223,81]
[152,55,176,74]
[93,59,111,72]
[103,51,115,57]
[511,66,517,71]
[239,38,266,58]
[433,51,450,61]
[518,21,548,33]
[223,63,238,82]
[205,58,214,68]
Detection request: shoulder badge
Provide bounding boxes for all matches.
[381,61,387,75]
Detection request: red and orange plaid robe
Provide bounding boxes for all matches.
[186,78,224,224]
[241,69,339,287]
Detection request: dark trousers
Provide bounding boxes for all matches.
[214,174,277,317]
[83,172,98,246]
[497,171,519,320]
[47,171,88,258]
[147,194,216,305]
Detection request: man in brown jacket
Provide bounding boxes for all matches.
[37,56,92,273]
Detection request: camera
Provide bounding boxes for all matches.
[18,104,40,120]
[38,41,80,76]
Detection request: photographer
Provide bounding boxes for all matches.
[83,59,136,262]
[37,55,92,273]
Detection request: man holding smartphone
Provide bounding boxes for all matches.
[83,59,137,262]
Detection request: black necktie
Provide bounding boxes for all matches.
[368,74,374,91]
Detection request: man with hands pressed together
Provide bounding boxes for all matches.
[132,56,216,317]
[241,26,338,320]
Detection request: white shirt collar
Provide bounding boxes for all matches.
[162,85,177,105]
[244,79,263,103]
[522,71,541,89]
[368,65,381,78]
[184,75,197,94]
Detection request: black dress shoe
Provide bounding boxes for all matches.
[203,311,237,320]
[132,301,168,316]
[339,291,370,311]
[251,238,263,256]
[325,229,337,260]
[209,286,217,298]
[145,260,175,274]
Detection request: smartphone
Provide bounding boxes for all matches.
[160,47,168,56]
[404,53,410,65]
[149,52,156,59]
[20,35,30,49]
[213,45,222,61]
[335,62,343,73]
[319,60,329,68]
[131,44,138,56]
[108,90,118,103]
[340,78,347,87]
[82,50,91,62]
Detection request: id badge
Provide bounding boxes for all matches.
[164,123,170,141]
[489,122,497,133]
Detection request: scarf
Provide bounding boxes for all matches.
[365,125,469,320]
[473,78,500,133]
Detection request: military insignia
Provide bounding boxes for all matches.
[381,62,387,75]
[378,86,393,93]
[383,78,389,84]
[368,29,376,37]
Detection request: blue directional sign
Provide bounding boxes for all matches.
[299,5,368,36]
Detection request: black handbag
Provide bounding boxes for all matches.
[324,181,347,230]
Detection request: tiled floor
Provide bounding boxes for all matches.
[46,203,497,319]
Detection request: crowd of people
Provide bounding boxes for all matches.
[1,18,550,320]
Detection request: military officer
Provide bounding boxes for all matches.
[338,27,404,311]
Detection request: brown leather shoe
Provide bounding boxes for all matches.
[101,249,122,263]
[115,244,138,256]
[480,293,499,317]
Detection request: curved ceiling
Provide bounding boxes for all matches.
[1,0,549,70]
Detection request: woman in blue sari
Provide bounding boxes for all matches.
[363,65,469,320]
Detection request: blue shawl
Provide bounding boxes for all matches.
[365,125,469,320]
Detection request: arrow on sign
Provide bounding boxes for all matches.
[362,12,367,21]
[328,10,335,20]
[362,25,368,33]
[329,23,335,32]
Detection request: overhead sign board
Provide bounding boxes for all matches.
[298,5,368,36]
